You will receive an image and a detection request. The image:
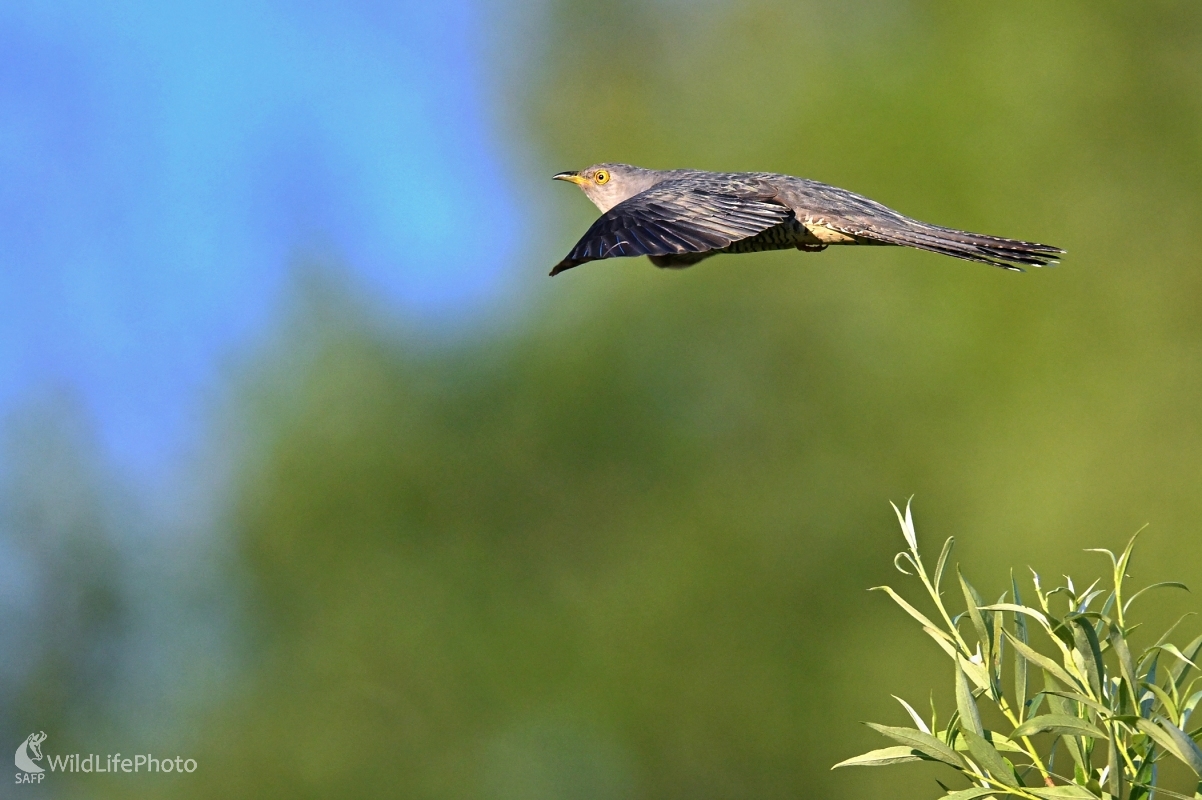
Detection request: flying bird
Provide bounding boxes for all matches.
[550,164,1062,276]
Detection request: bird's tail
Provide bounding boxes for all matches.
[861,220,1063,271]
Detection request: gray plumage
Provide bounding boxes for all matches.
[550,164,1063,276]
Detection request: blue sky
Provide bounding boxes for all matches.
[0,1,522,477]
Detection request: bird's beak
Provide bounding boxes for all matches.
[553,171,586,186]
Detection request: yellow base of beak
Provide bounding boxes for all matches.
[553,172,586,186]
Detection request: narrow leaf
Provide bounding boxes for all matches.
[1028,785,1099,798]
[1068,615,1104,698]
[949,730,1029,755]
[961,729,1019,787]
[872,586,957,645]
[832,746,926,768]
[1143,654,1160,718]
[961,568,993,668]
[1183,689,1202,722]
[1095,590,1116,641]
[1128,783,1200,800]
[1075,583,1103,613]
[925,626,962,660]
[1084,547,1117,570]
[1158,643,1201,671]
[1045,675,1087,775]
[934,536,955,594]
[1136,717,1202,774]
[961,653,994,695]
[1108,726,1123,799]
[1143,614,1198,671]
[942,789,1002,800]
[891,499,918,553]
[1004,630,1083,692]
[893,695,931,733]
[1144,681,1179,720]
[866,723,967,768]
[1124,582,1190,615]
[1109,624,1139,716]
[1114,528,1145,612]
[1011,714,1106,740]
[957,658,984,736]
[1172,634,1202,691]
[1012,573,1029,721]
[894,552,918,575]
[1040,689,1111,716]
[991,599,1006,701]
[981,604,1053,634]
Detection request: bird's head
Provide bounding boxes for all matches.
[553,163,661,213]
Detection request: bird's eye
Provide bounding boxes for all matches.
[594,170,609,184]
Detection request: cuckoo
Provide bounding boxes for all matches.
[550,164,1062,276]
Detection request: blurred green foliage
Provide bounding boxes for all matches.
[109,1,1202,798]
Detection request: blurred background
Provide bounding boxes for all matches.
[1,1,1201,798]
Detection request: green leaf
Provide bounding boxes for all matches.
[1128,782,1201,800]
[1004,630,1083,692]
[895,551,919,576]
[1108,726,1123,799]
[934,536,955,594]
[1040,689,1110,717]
[1183,688,1202,719]
[1143,654,1161,717]
[1028,785,1098,798]
[1158,643,1201,672]
[981,603,1052,631]
[1172,634,1202,691]
[992,599,1006,701]
[1011,714,1106,739]
[891,499,918,553]
[1068,615,1105,698]
[1109,624,1139,715]
[872,586,957,646]
[960,729,1019,787]
[1094,590,1116,642]
[961,568,993,669]
[957,658,984,736]
[893,695,931,733]
[925,625,963,661]
[942,789,1002,800]
[1045,676,1087,774]
[1136,717,1202,774]
[962,655,995,695]
[948,729,1026,755]
[1142,614,1198,672]
[1124,582,1190,615]
[831,746,927,768]
[1143,681,1179,720]
[1113,528,1145,615]
[865,723,967,768]
[1012,573,1030,720]
[1074,581,1104,613]
[1084,547,1117,571]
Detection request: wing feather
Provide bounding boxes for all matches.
[551,178,792,275]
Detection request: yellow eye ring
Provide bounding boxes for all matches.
[594,170,609,184]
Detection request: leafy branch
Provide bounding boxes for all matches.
[833,502,1202,800]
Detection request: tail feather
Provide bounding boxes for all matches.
[861,222,1063,272]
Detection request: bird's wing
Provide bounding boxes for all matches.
[777,178,1063,271]
[550,177,792,276]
